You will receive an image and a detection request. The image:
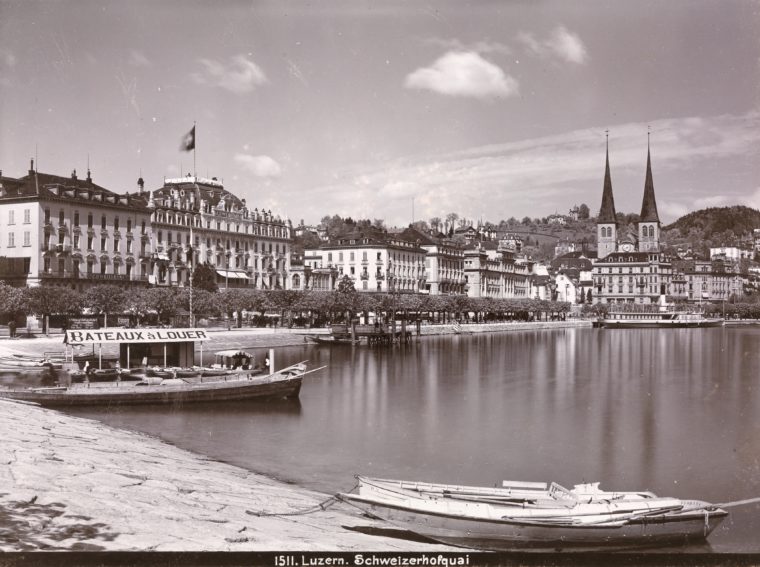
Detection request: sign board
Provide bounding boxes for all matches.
[66,328,210,344]
[67,317,99,329]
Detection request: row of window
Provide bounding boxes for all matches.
[597,266,661,274]
[154,211,289,239]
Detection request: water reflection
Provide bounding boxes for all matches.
[19,327,760,552]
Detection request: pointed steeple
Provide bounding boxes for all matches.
[639,134,660,222]
[598,132,617,223]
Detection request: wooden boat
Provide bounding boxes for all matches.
[338,476,728,550]
[0,362,324,407]
[0,355,63,370]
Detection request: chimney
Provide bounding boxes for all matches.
[86,168,92,183]
[137,177,145,193]
[29,159,35,174]
[71,169,77,180]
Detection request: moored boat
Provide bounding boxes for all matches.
[338,476,728,550]
[0,362,324,407]
[599,296,724,329]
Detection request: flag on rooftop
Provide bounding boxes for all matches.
[180,126,195,152]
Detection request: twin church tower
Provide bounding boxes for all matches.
[596,135,661,259]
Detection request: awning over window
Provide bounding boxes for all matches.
[216,269,249,280]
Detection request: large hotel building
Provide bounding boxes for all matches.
[0,162,294,290]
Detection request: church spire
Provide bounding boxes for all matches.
[598,131,617,223]
[639,132,660,223]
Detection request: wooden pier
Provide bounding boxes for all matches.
[329,321,420,346]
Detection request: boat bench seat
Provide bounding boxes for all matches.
[502,480,549,490]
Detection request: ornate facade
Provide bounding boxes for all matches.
[0,166,294,290]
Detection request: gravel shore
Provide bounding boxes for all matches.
[0,397,454,552]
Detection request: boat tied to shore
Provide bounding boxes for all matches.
[597,296,724,329]
[337,476,729,550]
[0,327,326,406]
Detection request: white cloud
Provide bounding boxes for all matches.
[518,26,588,64]
[746,188,760,210]
[405,51,518,99]
[306,111,760,226]
[191,55,267,94]
[128,49,151,67]
[658,200,689,219]
[547,26,588,64]
[694,195,732,208]
[234,154,282,177]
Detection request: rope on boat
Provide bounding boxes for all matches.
[715,496,760,509]
[245,482,358,518]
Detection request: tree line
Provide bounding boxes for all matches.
[0,280,573,331]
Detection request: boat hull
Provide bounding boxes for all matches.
[0,374,302,407]
[339,494,727,550]
[600,319,724,329]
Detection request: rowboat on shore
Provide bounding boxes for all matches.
[0,362,325,407]
[338,476,728,550]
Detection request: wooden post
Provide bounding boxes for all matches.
[351,321,356,343]
[401,318,406,343]
[98,343,102,370]
[163,344,167,367]
[416,319,421,337]
[391,319,397,343]
[268,348,275,374]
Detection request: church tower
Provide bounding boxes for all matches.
[638,135,661,253]
[597,134,618,259]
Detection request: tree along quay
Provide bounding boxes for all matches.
[1,281,574,333]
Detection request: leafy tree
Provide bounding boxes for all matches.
[578,203,590,220]
[429,217,442,232]
[337,275,356,294]
[192,262,219,293]
[24,286,83,333]
[83,285,126,327]
[125,287,180,324]
[0,282,25,317]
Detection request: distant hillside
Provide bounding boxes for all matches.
[662,205,760,255]
[663,206,760,236]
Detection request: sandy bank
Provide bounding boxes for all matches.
[0,397,455,552]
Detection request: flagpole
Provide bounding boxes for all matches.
[193,120,196,178]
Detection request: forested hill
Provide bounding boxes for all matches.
[662,205,760,254]
[663,206,760,238]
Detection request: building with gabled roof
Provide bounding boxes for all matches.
[0,165,296,291]
[0,162,152,289]
[305,227,426,293]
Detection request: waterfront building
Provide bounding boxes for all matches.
[463,242,532,299]
[399,227,465,295]
[670,260,745,303]
[0,166,295,290]
[592,139,673,304]
[145,176,293,290]
[305,228,426,293]
[0,163,152,289]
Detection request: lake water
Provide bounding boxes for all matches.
[57,326,760,552]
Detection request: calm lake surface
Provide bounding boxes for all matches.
[62,326,760,552]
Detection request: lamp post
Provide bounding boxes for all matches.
[225,250,231,290]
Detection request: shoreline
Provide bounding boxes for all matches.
[0,321,589,552]
[0,397,455,552]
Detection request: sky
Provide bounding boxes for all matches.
[1,0,759,228]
